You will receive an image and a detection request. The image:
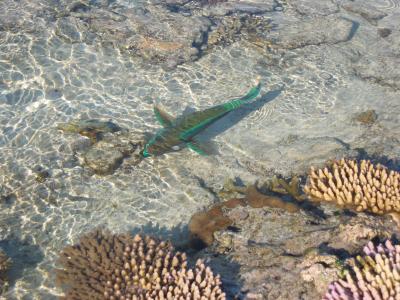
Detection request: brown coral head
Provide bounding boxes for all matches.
[304,159,400,215]
[324,240,400,300]
[188,208,233,249]
[56,229,225,299]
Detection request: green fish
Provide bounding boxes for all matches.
[141,79,261,158]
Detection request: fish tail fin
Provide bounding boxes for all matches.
[223,77,261,110]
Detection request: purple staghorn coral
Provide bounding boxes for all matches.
[324,240,400,300]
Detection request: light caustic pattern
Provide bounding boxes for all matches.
[0,29,211,298]
[373,0,400,10]
[0,2,351,299]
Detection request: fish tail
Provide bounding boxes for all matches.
[223,78,261,110]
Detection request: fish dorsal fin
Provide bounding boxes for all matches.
[153,105,175,127]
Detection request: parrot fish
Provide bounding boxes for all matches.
[141,79,261,158]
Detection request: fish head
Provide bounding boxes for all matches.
[140,132,174,157]
[140,134,181,157]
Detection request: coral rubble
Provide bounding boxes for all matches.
[304,159,400,217]
[56,229,225,299]
[324,240,400,300]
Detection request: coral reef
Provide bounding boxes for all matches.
[0,249,11,294]
[56,229,225,299]
[204,194,400,299]
[299,252,340,296]
[324,240,400,300]
[304,159,400,218]
[189,185,299,248]
[55,4,211,69]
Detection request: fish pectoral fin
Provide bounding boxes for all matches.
[186,141,209,156]
[153,105,175,127]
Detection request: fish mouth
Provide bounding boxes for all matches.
[140,147,151,158]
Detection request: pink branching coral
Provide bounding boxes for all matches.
[56,229,225,300]
[324,240,400,300]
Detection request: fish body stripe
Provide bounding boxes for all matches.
[143,81,261,156]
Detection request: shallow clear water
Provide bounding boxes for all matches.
[0,0,399,298]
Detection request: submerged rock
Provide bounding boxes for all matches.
[354,56,400,90]
[353,31,400,90]
[56,4,212,68]
[83,142,126,175]
[267,16,354,49]
[0,0,50,33]
[342,1,387,25]
[58,118,145,174]
[205,201,399,299]
[82,131,144,175]
[54,17,82,43]
[199,0,275,16]
[51,0,277,68]
[298,252,340,296]
[288,0,339,16]
[57,119,122,143]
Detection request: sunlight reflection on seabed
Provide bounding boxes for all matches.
[375,0,400,9]
[0,0,400,297]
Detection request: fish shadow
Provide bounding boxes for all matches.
[194,88,283,150]
[0,236,44,291]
